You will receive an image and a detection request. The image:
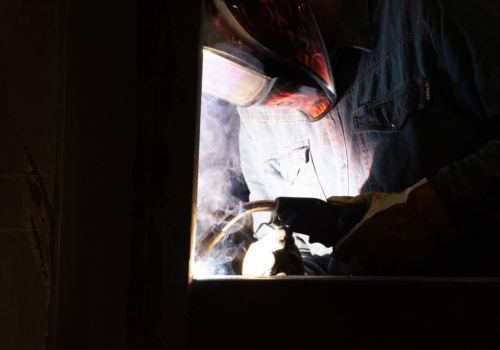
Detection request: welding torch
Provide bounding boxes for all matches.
[195,197,366,261]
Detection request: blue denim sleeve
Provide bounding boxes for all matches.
[428,0,500,233]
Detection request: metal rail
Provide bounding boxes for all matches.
[195,200,276,260]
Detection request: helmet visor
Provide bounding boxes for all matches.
[202,48,271,107]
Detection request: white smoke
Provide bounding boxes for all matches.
[194,93,254,276]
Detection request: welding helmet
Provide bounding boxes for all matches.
[202,0,336,122]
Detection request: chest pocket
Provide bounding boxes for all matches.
[353,76,426,133]
[261,139,325,199]
[262,140,312,185]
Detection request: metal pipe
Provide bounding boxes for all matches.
[195,200,276,260]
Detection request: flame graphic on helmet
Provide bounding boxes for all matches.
[261,86,331,119]
[207,0,331,86]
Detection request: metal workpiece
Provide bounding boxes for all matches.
[195,200,276,260]
[195,196,366,261]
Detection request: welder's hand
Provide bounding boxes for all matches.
[242,226,304,276]
[328,179,456,273]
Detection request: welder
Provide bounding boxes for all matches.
[201,0,500,276]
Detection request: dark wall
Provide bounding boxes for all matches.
[1,0,60,348]
[2,0,201,349]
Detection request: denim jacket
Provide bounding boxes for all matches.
[238,0,500,274]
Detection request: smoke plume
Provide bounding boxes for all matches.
[194,93,253,276]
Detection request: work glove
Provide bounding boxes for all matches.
[242,226,305,276]
[328,179,457,274]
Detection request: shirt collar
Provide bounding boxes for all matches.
[333,0,375,52]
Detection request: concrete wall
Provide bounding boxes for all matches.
[1,0,60,348]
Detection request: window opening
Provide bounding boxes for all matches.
[192,0,340,278]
